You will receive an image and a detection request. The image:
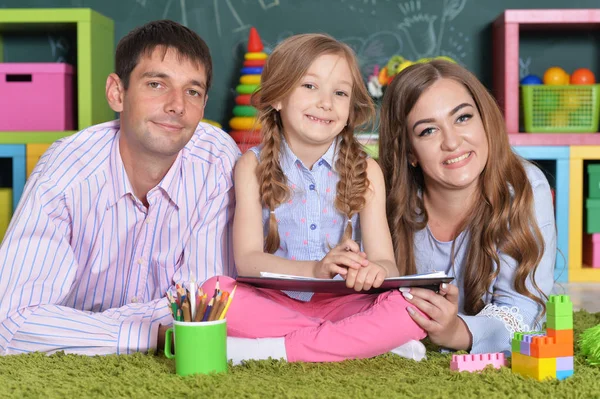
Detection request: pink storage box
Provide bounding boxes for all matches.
[583,233,600,268]
[0,63,75,131]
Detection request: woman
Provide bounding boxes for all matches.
[378,60,556,353]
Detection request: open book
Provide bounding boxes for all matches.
[237,271,453,294]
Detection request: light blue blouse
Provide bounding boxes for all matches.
[414,161,556,354]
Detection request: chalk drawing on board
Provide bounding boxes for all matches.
[439,26,469,63]
[397,0,466,59]
[341,0,378,16]
[215,0,280,37]
[136,0,147,7]
[519,57,531,79]
[162,0,188,26]
[48,35,69,63]
[341,31,404,79]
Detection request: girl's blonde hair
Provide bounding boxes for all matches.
[252,33,375,253]
[379,60,547,316]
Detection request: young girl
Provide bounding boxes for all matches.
[378,60,556,354]
[201,33,426,363]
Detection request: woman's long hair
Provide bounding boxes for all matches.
[379,60,546,315]
[252,34,375,253]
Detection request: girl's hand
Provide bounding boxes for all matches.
[345,263,387,291]
[399,283,472,350]
[314,239,368,279]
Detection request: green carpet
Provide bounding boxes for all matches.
[1,311,599,398]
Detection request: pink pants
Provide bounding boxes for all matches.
[201,276,427,363]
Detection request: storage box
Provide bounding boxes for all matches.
[0,188,12,244]
[586,198,600,233]
[583,233,600,268]
[521,84,600,133]
[0,63,75,131]
[588,164,600,199]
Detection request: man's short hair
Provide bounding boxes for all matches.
[115,20,212,91]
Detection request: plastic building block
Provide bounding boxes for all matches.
[547,295,573,317]
[556,370,574,380]
[556,356,574,371]
[512,353,557,381]
[547,314,574,330]
[530,336,573,358]
[450,353,507,372]
[512,332,524,353]
[547,328,574,345]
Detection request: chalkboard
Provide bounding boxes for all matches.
[1,0,600,127]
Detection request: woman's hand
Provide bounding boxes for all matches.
[345,263,387,291]
[314,239,369,279]
[399,283,472,350]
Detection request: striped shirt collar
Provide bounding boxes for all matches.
[108,130,183,209]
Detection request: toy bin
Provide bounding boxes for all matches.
[588,164,600,199]
[583,233,600,268]
[0,63,75,131]
[586,198,600,233]
[521,84,600,133]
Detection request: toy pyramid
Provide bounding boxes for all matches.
[511,295,574,380]
[229,27,266,151]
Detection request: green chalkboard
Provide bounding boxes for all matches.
[1,0,600,127]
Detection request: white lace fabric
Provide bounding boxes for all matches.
[478,304,531,337]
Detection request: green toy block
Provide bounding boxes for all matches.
[512,332,524,353]
[547,295,573,318]
[547,314,573,330]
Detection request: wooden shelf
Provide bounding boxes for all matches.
[508,133,600,146]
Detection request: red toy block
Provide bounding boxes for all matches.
[530,336,573,358]
[547,328,574,345]
[450,352,508,372]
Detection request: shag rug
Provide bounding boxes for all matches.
[0,310,599,398]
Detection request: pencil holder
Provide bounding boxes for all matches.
[164,319,227,376]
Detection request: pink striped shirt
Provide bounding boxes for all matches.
[0,120,240,355]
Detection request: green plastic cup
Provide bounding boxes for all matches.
[164,319,227,376]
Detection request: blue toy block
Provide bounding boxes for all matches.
[556,369,574,380]
[512,146,569,283]
[0,144,26,212]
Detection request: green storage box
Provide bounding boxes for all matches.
[588,164,600,199]
[521,84,600,133]
[587,198,600,233]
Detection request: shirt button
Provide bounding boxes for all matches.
[131,297,138,303]
[145,218,152,224]
[318,160,324,166]
[310,224,317,230]
[309,184,315,190]
[138,258,144,265]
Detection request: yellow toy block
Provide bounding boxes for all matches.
[0,188,12,243]
[26,143,51,178]
[514,354,557,381]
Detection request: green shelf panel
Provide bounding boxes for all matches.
[0,131,75,144]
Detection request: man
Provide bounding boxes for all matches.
[0,20,240,355]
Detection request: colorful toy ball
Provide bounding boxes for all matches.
[520,74,543,85]
[543,67,569,85]
[570,68,596,85]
